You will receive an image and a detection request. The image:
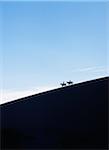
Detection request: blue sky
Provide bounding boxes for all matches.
[0,1,108,103]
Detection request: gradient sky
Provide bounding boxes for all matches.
[0,1,108,103]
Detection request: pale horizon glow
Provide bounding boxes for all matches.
[1,75,108,104]
[1,85,58,104]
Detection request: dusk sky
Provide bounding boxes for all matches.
[1,1,108,104]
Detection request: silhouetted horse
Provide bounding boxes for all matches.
[60,82,66,87]
[67,80,73,85]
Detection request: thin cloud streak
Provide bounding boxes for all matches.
[72,66,106,73]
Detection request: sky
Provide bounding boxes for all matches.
[0,1,108,104]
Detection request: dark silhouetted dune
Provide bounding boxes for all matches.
[0,77,108,149]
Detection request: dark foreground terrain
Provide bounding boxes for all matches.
[0,77,108,149]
